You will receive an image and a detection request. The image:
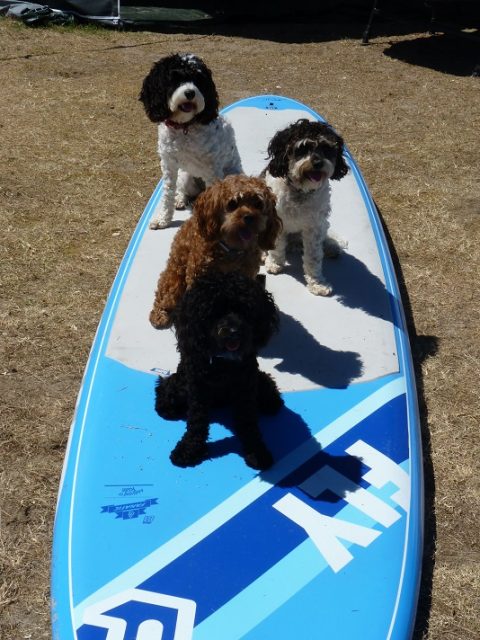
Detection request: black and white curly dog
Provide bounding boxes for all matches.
[154,271,283,470]
[140,53,243,230]
[264,118,349,296]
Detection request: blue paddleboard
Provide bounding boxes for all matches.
[51,95,423,639]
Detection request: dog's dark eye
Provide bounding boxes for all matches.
[293,142,313,159]
[217,326,230,338]
[170,70,184,85]
[226,198,237,212]
[249,195,263,210]
[318,143,337,158]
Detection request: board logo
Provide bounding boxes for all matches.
[101,498,158,521]
[82,588,196,640]
[266,100,279,110]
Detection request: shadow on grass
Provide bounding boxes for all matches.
[384,31,480,77]
[117,2,430,45]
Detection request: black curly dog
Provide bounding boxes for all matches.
[154,271,284,470]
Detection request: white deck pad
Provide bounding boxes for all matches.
[106,106,398,392]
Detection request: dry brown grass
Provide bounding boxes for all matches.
[1,14,479,639]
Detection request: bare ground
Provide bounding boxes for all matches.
[0,13,479,640]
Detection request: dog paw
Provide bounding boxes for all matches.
[174,196,187,211]
[244,446,274,471]
[149,216,171,230]
[265,259,284,275]
[307,280,332,296]
[170,438,208,468]
[149,309,173,329]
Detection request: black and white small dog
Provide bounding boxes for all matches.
[263,119,349,295]
[139,53,243,229]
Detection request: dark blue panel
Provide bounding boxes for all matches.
[130,394,408,624]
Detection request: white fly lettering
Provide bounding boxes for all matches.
[273,440,409,572]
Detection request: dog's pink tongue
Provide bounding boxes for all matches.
[307,170,325,182]
[240,228,253,242]
[226,339,240,352]
[179,102,195,112]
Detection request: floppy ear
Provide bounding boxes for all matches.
[174,281,212,358]
[258,187,282,251]
[193,185,223,241]
[266,126,293,178]
[139,62,169,123]
[331,133,349,181]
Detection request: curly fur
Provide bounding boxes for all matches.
[154,271,283,469]
[139,53,243,229]
[150,174,282,329]
[263,118,349,296]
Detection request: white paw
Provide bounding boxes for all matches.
[174,195,188,210]
[149,216,171,230]
[307,280,333,296]
[265,259,284,275]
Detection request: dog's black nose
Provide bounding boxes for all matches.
[243,215,255,226]
[184,89,195,100]
[312,158,325,170]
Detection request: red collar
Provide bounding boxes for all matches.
[164,119,191,134]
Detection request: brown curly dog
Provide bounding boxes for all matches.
[150,174,282,329]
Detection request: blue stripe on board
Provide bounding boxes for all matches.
[237,504,407,640]
[222,94,326,121]
[138,396,407,625]
[72,374,405,629]
[72,376,406,634]
[77,393,407,636]
[69,358,402,609]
